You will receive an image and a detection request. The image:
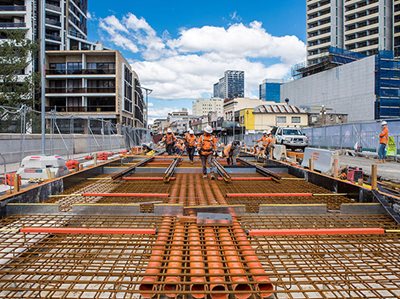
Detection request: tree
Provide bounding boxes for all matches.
[0,29,39,108]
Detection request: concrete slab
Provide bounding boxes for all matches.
[339,155,400,183]
[340,203,386,215]
[71,204,141,215]
[259,204,328,215]
[6,203,60,215]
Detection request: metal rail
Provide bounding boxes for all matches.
[237,157,282,181]
[211,158,232,182]
[111,156,154,180]
[164,157,181,183]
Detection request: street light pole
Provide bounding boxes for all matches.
[40,0,46,154]
[140,87,153,129]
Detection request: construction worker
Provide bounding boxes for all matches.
[185,129,197,163]
[175,139,186,155]
[378,121,389,163]
[256,131,274,158]
[162,128,177,155]
[197,125,217,178]
[224,140,241,166]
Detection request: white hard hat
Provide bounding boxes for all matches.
[189,129,194,134]
[263,130,267,134]
[204,125,213,134]
[167,128,172,133]
[381,121,388,126]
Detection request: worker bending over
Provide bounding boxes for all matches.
[197,125,217,178]
[185,129,197,163]
[162,128,177,155]
[175,139,186,155]
[378,121,389,163]
[224,141,241,166]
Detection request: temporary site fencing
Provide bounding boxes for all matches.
[301,119,400,155]
[0,105,152,166]
[222,119,400,156]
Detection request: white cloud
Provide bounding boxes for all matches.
[99,13,306,100]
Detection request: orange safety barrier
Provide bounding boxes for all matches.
[20,227,156,235]
[226,193,313,198]
[248,228,385,237]
[82,192,169,198]
[217,177,273,181]
[122,177,176,181]
[66,159,79,170]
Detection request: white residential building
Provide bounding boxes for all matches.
[306,0,399,65]
[192,98,223,117]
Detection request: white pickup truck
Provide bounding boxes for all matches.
[274,127,308,151]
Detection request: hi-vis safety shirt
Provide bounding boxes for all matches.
[185,134,197,147]
[198,134,217,155]
[257,136,273,147]
[379,127,389,145]
[164,133,177,145]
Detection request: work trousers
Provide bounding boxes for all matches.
[227,156,237,166]
[187,146,195,162]
[166,143,175,155]
[378,143,387,160]
[200,154,214,175]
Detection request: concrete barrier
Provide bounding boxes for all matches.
[301,147,338,174]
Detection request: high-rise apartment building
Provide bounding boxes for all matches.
[395,0,400,57]
[307,0,344,65]
[45,50,145,129]
[307,0,399,65]
[213,70,244,99]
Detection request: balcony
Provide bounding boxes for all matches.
[0,22,26,28]
[0,5,26,11]
[45,34,61,41]
[46,87,116,94]
[46,106,116,112]
[45,19,61,27]
[46,68,116,75]
[45,3,61,12]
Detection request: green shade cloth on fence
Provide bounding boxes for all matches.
[387,136,397,156]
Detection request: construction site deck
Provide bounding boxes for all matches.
[0,153,399,299]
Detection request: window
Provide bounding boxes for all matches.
[276,116,287,124]
[292,116,301,124]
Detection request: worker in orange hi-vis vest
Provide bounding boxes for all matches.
[197,125,217,178]
[256,130,274,158]
[162,128,177,155]
[378,121,389,163]
[185,129,197,163]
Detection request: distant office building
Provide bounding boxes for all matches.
[213,70,244,99]
[259,79,284,102]
[282,49,400,121]
[306,0,399,65]
[192,98,223,117]
[223,98,265,122]
[45,50,145,130]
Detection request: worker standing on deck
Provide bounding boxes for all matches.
[197,125,217,178]
[256,131,274,158]
[224,140,241,166]
[185,129,197,164]
[378,121,389,163]
[162,128,177,155]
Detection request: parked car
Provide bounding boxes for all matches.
[274,127,308,151]
[16,155,69,180]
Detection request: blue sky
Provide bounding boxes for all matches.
[87,1,307,121]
